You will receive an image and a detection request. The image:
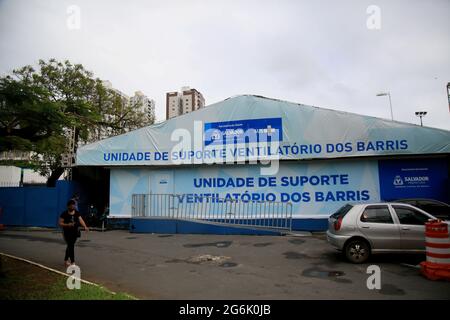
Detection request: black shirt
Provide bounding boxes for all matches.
[60,210,81,235]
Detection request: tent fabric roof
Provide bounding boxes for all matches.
[76,95,450,166]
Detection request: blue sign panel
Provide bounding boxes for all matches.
[109,160,380,217]
[378,158,449,202]
[204,117,282,146]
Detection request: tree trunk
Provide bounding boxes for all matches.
[46,167,65,187]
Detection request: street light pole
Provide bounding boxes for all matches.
[415,111,427,127]
[447,82,450,112]
[387,93,393,121]
[376,92,394,121]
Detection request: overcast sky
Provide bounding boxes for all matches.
[1,0,449,129]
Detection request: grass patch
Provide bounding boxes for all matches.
[0,255,136,300]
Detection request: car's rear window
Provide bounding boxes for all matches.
[331,204,353,219]
[360,205,393,224]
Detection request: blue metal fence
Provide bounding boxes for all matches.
[0,181,78,227]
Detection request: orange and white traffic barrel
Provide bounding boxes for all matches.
[420,220,450,281]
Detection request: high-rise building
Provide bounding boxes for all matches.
[102,80,129,102]
[166,86,205,119]
[130,91,156,122]
[86,81,156,143]
[102,82,155,122]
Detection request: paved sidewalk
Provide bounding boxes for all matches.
[0,230,449,299]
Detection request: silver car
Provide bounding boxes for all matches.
[326,202,439,263]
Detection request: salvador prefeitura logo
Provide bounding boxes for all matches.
[393,175,404,186]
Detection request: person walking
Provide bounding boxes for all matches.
[59,199,89,267]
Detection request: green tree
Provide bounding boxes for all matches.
[0,59,154,186]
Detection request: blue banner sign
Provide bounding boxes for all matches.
[378,159,448,202]
[204,117,282,146]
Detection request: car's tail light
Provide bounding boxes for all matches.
[334,216,343,231]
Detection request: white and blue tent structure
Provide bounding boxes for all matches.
[76,95,450,233]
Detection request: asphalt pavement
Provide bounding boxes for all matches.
[0,229,449,299]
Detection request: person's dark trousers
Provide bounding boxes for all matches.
[63,233,77,263]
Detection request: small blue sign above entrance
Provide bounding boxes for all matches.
[378,158,449,202]
[204,117,282,146]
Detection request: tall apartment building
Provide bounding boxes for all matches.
[90,81,155,142]
[166,86,205,119]
[130,91,156,122]
[102,80,129,102]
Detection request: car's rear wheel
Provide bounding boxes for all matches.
[345,239,370,263]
